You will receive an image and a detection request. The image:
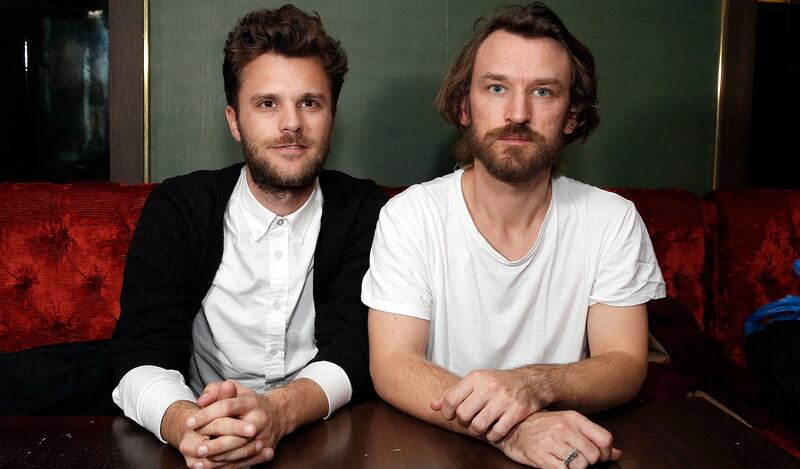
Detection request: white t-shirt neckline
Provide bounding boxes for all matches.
[454,169,555,266]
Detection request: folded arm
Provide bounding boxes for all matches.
[434,303,648,442]
[369,307,621,467]
[368,308,464,433]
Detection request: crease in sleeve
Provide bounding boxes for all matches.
[112,365,197,443]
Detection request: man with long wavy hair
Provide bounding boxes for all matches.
[365,3,664,468]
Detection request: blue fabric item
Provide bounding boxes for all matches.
[745,259,800,336]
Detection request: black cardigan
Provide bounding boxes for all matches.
[110,163,388,401]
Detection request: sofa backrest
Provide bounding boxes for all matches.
[0,183,155,353]
[705,189,800,366]
[611,189,708,329]
[4,181,797,369]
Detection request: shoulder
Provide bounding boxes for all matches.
[555,176,636,218]
[143,163,243,222]
[317,170,389,231]
[156,163,242,199]
[381,171,457,218]
[319,169,388,206]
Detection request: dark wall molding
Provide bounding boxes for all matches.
[109,0,144,184]
[715,0,757,188]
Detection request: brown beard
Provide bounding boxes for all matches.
[460,123,563,183]
[241,130,330,192]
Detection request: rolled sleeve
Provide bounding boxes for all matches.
[112,365,197,443]
[295,361,352,418]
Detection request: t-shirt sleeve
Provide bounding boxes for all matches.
[361,196,433,320]
[589,200,666,307]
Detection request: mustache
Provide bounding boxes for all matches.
[264,133,315,148]
[484,123,545,144]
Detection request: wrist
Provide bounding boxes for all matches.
[262,389,295,436]
[511,367,555,410]
[263,378,329,435]
[160,400,198,447]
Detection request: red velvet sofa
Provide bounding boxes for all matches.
[1,182,798,450]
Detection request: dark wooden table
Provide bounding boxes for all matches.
[0,398,796,468]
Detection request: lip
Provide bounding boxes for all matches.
[272,144,307,149]
[497,137,531,144]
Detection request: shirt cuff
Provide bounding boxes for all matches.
[112,365,197,443]
[294,361,352,418]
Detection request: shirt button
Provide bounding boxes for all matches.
[274,251,283,259]
[269,348,278,356]
[272,301,280,309]
[277,219,285,225]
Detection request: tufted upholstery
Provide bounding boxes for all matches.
[612,189,708,329]
[1,182,799,366]
[0,183,155,353]
[2,181,799,450]
[706,190,800,367]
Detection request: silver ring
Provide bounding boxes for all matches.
[562,448,579,467]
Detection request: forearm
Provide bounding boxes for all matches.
[265,378,329,436]
[517,350,647,414]
[372,352,477,436]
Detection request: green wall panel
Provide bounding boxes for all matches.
[149,0,721,193]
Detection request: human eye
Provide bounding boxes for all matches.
[532,88,552,97]
[488,84,506,95]
[258,100,276,109]
[300,98,319,109]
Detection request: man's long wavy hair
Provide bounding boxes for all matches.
[223,5,348,114]
[435,2,599,150]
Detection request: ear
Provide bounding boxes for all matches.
[458,96,471,127]
[563,106,578,135]
[225,105,242,142]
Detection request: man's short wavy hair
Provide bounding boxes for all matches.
[223,5,348,114]
[435,2,599,145]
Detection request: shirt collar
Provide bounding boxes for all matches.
[238,168,321,244]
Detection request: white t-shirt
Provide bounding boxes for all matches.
[361,170,665,377]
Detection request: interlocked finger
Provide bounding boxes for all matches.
[196,416,256,438]
[208,439,264,462]
[196,435,251,458]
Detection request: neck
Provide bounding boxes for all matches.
[460,161,553,261]
[462,161,552,229]
[245,166,315,217]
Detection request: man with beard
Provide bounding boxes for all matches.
[364,3,664,468]
[110,6,387,468]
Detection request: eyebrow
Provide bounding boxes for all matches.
[299,93,328,103]
[248,92,329,105]
[478,73,565,86]
[249,93,279,105]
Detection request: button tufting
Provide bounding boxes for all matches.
[41,223,73,260]
[14,268,37,294]
[85,274,104,292]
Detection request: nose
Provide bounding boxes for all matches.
[280,106,302,133]
[504,91,531,125]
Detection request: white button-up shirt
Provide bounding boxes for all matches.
[112,168,352,442]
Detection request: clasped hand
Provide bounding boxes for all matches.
[179,380,283,469]
[430,369,541,441]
